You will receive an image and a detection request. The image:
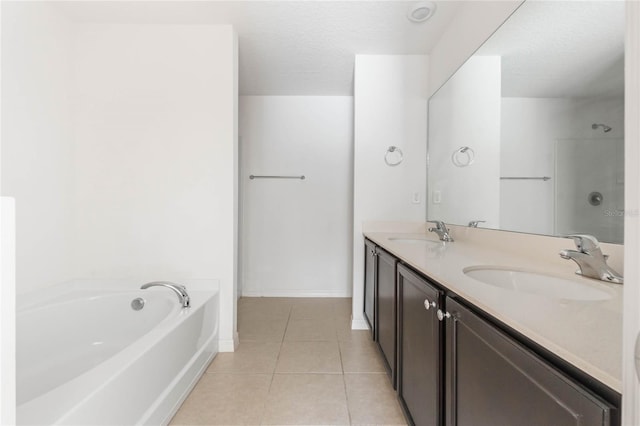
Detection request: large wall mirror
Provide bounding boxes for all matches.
[427,1,625,243]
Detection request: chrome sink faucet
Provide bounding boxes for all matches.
[141,281,191,308]
[468,220,486,228]
[428,220,454,242]
[559,234,623,284]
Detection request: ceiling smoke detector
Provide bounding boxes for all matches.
[407,1,437,23]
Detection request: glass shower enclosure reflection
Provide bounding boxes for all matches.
[555,138,624,244]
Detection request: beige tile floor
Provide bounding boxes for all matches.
[170,297,407,426]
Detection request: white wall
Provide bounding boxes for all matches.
[1,4,73,415]
[500,98,572,235]
[72,23,238,349]
[352,55,428,328]
[3,7,240,350]
[1,2,75,295]
[239,96,353,297]
[428,1,522,97]
[0,198,16,425]
[428,56,502,229]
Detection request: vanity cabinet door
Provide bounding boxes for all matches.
[397,264,443,426]
[364,240,377,339]
[376,248,398,387]
[445,297,616,426]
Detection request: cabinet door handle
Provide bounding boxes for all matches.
[424,299,436,310]
[437,309,451,321]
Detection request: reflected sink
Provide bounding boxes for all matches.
[463,266,613,301]
[388,237,442,246]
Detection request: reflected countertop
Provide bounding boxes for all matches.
[364,226,622,393]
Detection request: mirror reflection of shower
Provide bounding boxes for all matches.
[592,123,612,133]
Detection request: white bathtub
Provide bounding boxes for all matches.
[16,280,219,425]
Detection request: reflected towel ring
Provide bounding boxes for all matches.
[385,146,403,166]
[452,146,475,167]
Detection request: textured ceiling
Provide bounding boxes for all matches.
[59,1,462,96]
[476,1,625,98]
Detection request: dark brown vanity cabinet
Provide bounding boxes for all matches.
[444,297,617,426]
[364,241,619,426]
[397,264,443,426]
[364,239,377,338]
[376,247,399,387]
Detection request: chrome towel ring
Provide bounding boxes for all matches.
[385,146,404,166]
[451,146,475,167]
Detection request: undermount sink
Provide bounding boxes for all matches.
[388,237,442,245]
[463,266,613,301]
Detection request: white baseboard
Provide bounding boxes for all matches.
[241,290,352,298]
[218,336,238,352]
[351,318,370,330]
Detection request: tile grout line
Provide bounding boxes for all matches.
[238,300,290,425]
[341,356,354,425]
[336,308,354,425]
[257,303,290,426]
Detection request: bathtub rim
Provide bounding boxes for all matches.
[17,278,220,311]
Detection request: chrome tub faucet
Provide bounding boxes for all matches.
[141,281,191,308]
[429,220,454,242]
[559,234,623,284]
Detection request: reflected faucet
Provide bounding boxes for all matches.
[559,234,623,284]
[428,220,454,242]
[468,220,486,228]
[141,281,191,308]
[592,123,612,133]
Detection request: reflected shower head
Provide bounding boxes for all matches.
[592,123,612,133]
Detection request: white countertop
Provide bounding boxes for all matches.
[364,225,623,393]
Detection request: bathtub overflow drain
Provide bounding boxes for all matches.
[131,297,145,311]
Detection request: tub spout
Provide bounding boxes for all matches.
[141,281,190,308]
